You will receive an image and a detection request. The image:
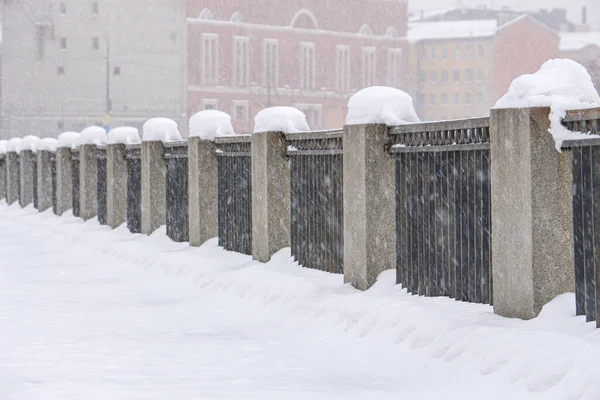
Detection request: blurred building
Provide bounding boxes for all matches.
[560,31,600,92]
[186,0,409,132]
[406,13,559,121]
[1,0,187,139]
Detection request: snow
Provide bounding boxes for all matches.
[3,205,600,399]
[408,19,497,42]
[0,140,8,155]
[6,138,23,153]
[18,135,42,152]
[189,110,235,140]
[40,138,60,152]
[142,118,183,142]
[560,31,600,51]
[108,127,142,145]
[347,86,420,126]
[495,59,600,150]
[254,106,310,134]
[57,132,82,149]
[79,126,108,146]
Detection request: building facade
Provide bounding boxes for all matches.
[560,31,600,91]
[187,0,409,132]
[1,0,187,139]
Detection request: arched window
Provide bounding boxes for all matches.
[291,9,318,29]
[359,24,373,35]
[386,26,398,38]
[231,11,244,23]
[199,8,213,20]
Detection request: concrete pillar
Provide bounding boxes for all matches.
[141,141,166,235]
[19,150,36,208]
[0,155,6,201]
[490,107,574,320]
[37,150,53,212]
[6,152,20,205]
[106,143,127,229]
[55,147,73,216]
[79,144,98,220]
[251,131,291,262]
[343,124,396,290]
[188,137,218,246]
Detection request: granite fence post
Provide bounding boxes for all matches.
[37,150,53,212]
[106,143,127,229]
[6,151,20,205]
[188,137,218,247]
[79,144,99,220]
[490,107,574,319]
[55,147,73,215]
[343,124,396,290]
[251,131,291,262]
[0,154,7,201]
[141,140,166,235]
[19,150,36,208]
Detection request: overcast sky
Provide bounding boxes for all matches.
[408,0,599,29]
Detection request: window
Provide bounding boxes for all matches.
[335,45,351,92]
[361,47,376,87]
[478,45,485,58]
[464,93,472,105]
[477,69,484,83]
[93,37,99,50]
[465,46,473,59]
[57,66,65,75]
[465,69,473,83]
[201,34,219,85]
[201,99,218,110]
[453,93,460,104]
[429,94,436,105]
[419,46,426,61]
[453,69,460,83]
[477,92,484,103]
[36,26,46,60]
[60,37,67,50]
[418,92,425,106]
[113,66,121,75]
[429,71,437,84]
[232,100,249,122]
[441,93,448,106]
[233,36,250,87]
[263,39,279,89]
[57,121,64,130]
[294,104,322,129]
[92,1,99,15]
[442,48,448,59]
[454,46,460,60]
[430,47,436,59]
[386,48,402,88]
[59,3,66,15]
[300,42,316,90]
[441,70,448,83]
[419,71,426,84]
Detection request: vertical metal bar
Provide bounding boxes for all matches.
[447,151,456,299]
[591,146,600,323]
[474,150,483,303]
[290,156,297,263]
[409,152,418,294]
[416,152,424,295]
[434,151,443,297]
[217,157,223,248]
[396,154,404,285]
[481,149,492,305]
[467,150,476,303]
[583,146,595,321]
[459,149,469,302]
[428,151,436,296]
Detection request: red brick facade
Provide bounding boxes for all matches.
[187,0,408,132]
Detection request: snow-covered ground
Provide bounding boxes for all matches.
[1,203,600,399]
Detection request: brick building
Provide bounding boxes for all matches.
[187,0,409,132]
[407,13,559,121]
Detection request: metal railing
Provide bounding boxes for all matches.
[71,149,80,218]
[215,135,252,255]
[562,108,600,324]
[96,146,107,225]
[126,145,142,234]
[164,141,189,243]
[390,117,493,304]
[287,130,344,274]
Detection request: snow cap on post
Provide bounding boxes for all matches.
[57,132,82,149]
[108,127,141,145]
[7,137,23,153]
[142,118,183,142]
[40,138,60,152]
[346,86,420,126]
[79,126,108,146]
[189,110,235,140]
[254,106,311,134]
[0,140,8,154]
[495,59,600,150]
[19,135,42,152]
